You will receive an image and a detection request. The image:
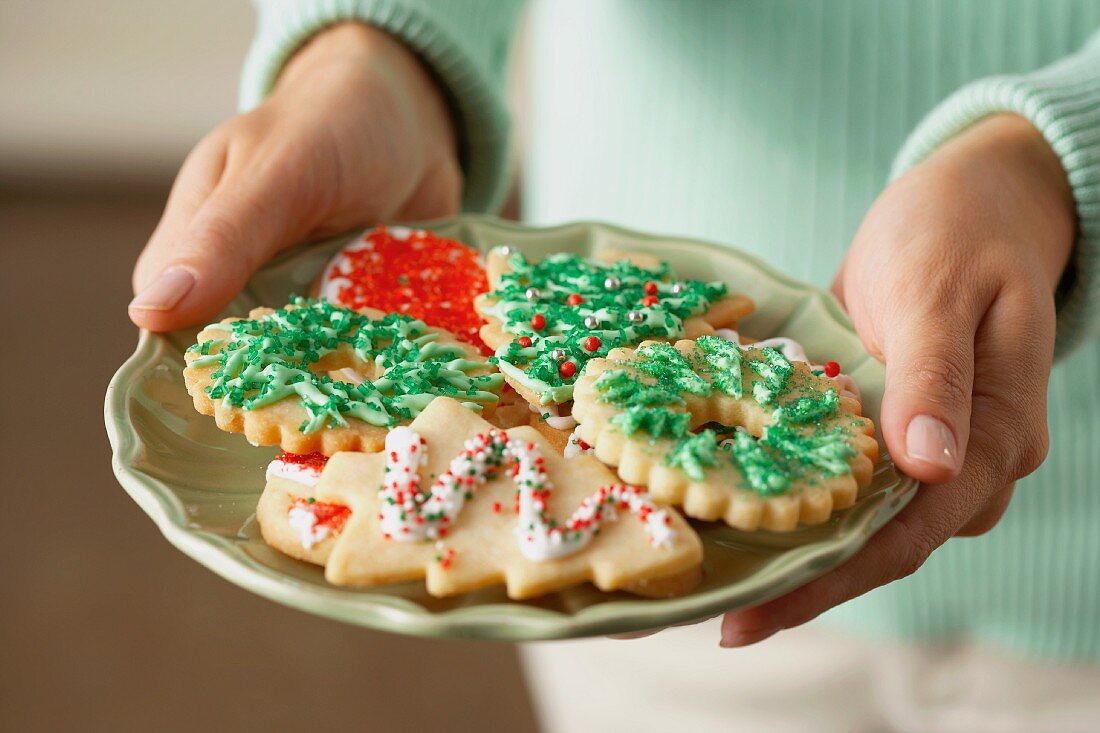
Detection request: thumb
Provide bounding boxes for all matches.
[879,310,977,484]
[130,164,292,332]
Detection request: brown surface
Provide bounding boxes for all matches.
[0,183,540,733]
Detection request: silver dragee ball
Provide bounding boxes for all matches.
[525,287,540,301]
[583,315,600,329]
[603,276,620,290]
[550,348,567,362]
[671,283,685,295]
[627,310,645,324]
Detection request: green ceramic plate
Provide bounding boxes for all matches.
[105,216,916,641]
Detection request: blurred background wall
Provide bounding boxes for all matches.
[1,0,252,185]
[0,2,538,731]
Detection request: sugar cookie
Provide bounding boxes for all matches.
[572,338,879,532]
[184,297,503,454]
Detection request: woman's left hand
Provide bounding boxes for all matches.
[720,114,1076,647]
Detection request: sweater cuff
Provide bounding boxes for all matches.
[239,0,519,214]
[892,35,1100,359]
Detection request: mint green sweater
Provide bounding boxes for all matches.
[240,0,1100,662]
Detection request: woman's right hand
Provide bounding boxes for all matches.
[129,22,461,331]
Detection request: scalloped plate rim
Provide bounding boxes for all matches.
[105,215,917,641]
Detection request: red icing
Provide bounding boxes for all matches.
[294,498,351,531]
[327,226,490,354]
[275,451,329,472]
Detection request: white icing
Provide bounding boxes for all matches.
[714,329,861,401]
[266,457,323,488]
[529,402,577,431]
[378,427,674,561]
[563,427,594,459]
[287,504,332,549]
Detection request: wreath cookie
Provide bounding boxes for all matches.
[571,337,879,532]
[184,297,504,455]
[474,247,754,409]
[256,397,704,600]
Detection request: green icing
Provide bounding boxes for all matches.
[631,342,711,395]
[666,430,720,481]
[772,388,840,424]
[483,251,728,401]
[696,335,744,398]
[594,369,685,407]
[724,431,791,495]
[748,347,795,406]
[725,425,856,495]
[611,406,691,439]
[188,296,503,433]
[593,337,859,496]
[762,424,856,475]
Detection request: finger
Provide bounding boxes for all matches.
[129,146,294,332]
[879,304,980,485]
[720,507,928,647]
[955,483,1015,537]
[722,293,1050,647]
[720,414,1012,648]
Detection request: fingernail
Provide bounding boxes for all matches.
[906,414,958,471]
[129,266,196,311]
[719,626,779,648]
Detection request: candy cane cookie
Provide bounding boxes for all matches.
[184,297,504,455]
[571,338,879,532]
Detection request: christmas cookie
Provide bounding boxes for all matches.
[258,397,703,600]
[256,452,346,565]
[184,297,504,455]
[571,338,879,532]
[474,248,754,408]
[316,225,491,354]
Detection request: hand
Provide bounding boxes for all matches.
[129,23,460,331]
[721,114,1076,647]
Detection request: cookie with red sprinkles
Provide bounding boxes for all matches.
[317,225,491,354]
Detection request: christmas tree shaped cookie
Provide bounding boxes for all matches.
[258,397,703,600]
[474,248,754,408]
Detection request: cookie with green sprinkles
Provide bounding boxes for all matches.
[183,297,504,455]
[571,338,880,532]
[474,247,754,408]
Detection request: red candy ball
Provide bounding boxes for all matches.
[517,336,532,348]
[644,281,658,296]
[583,335,602,352]
[567,293,584,306]
[558,361,577,379]
[824,360,840,378]
[641,295,659,307]
[530,314,546,331]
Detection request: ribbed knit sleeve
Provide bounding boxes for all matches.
[892,31,1100,359]
[239,0,524,213]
